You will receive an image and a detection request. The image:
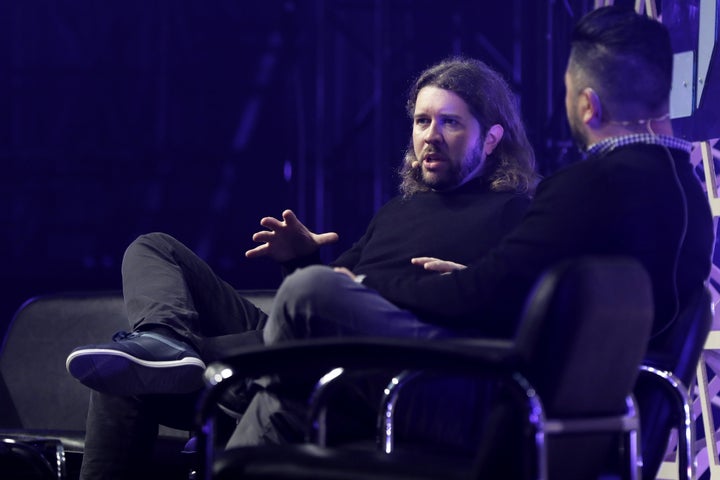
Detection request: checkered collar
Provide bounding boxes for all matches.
[585,134,692,159]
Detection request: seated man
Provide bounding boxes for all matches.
[67,56,538,479]
[224,5,715,476]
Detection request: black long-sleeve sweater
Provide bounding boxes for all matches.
[284,176,531,317]
[332,178,530,280]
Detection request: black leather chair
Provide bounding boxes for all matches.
[0,289,276,480]
[634,286,714,480]
[196,256,654,480]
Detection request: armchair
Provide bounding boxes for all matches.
[197,256,654,480]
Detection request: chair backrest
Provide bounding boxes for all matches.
[644,286,713,383]
[635,286,713,479]
[0,289,277,433]
[514,255,654,418]
[474,256,654,479]
[0,292,129,431]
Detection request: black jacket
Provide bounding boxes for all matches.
[364,143,715,338]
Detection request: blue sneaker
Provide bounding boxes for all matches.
[66,330,206,395]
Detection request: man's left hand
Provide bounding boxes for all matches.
[411,257,467,273]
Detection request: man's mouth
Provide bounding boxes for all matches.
[423,153,446,170]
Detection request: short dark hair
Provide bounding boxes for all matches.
[568,6,673,117]
[400,57,537,196]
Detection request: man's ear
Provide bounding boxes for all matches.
[483,124,504,155]
[581,88,603,127]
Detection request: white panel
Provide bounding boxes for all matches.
[671,50,696,119]
[697,0,718,107]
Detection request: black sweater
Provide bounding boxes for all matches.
[332,178,530,280]
[284,177,530,309]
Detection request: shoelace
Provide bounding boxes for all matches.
[111,330,134,342]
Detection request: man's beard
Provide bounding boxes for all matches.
[420,141,485,191]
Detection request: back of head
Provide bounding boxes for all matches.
[401,57,537,196]
[568,6,673,120]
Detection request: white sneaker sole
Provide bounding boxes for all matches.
[65,348,206,370]
[66,349,207,395]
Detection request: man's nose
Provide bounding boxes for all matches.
[424,121,443,144]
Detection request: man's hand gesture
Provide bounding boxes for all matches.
[411,257,467,274]
[245,209,339,263]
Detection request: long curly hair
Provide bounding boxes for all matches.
[399,57,538,197]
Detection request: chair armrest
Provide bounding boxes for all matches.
[197,337,520,423]
[207,337,517,378]
[194,337,543,480]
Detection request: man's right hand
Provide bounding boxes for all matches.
[245,209,339,263]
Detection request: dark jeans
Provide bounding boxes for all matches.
[81,232,455,479]
[81,391,199,480]
[121,232,268,360]
[80,232,268,479]
[229,263,458,448]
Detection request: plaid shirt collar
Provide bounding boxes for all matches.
[585,134,692,159]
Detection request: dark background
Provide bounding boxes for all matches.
[0,0,710,336]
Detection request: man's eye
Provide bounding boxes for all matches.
[443,118,458,126]
[415,118,430,126]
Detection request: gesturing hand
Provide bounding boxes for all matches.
[411,257,467,274]
[245,209,339,263]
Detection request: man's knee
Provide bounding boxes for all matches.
[265,266,347,342]
[275,265,345,309]
[128,232,174,251]
[123,232,179,262]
